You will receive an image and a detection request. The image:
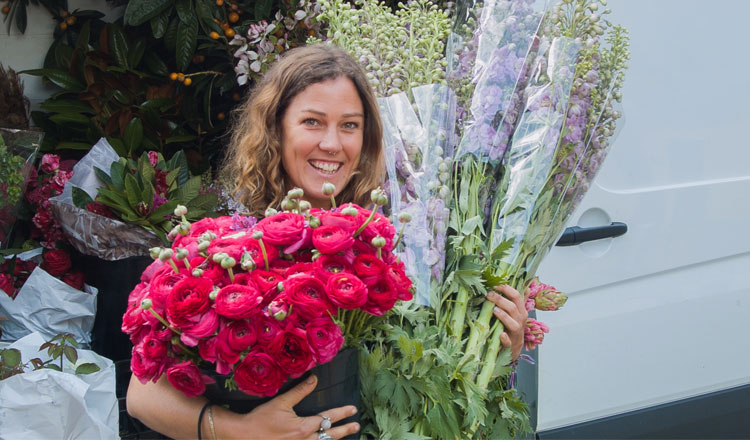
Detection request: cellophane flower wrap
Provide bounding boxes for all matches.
[122,195,412,398]
[317,0,629,438]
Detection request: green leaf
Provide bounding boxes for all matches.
[124,0,172,27]
[112,90,130,105]
[124,173,142,210]
[128,39,147,69]
[94,167,113,186]
[175,0,192,23]
[461,215,483,236]
[72,187,95,208]
[186,192,218,211]
[174,176,201,202]
[63,346,78,365]
[142,181,155,210]
[108,25,130,69]
[40,100,94,114]
[55,141,95,151]
[124,118,144,155]
[20,69,86,92]
[109,161,127,190]
[165,135,197,144]
[138,158,155,189]
[107,137,127,157]
[148,200,178,222]
[168,150,190,185]
[75,362,101,375]
[45,364,62,372]
[76,20,92,50]
[142,50,170,77]
[194,0,218,34]
[254,0,273,20]
[150,9,170,39]
[164,17,179,52]
[49,113,90,125]
[0,349,22,367]
[54,43,74,71]
[140,98,175,112]
[176,14,198,73]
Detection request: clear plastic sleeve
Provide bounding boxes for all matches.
[0,128,42,248]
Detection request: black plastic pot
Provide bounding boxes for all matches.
[204,347,360,430]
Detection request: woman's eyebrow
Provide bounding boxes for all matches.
[300,108,364,118]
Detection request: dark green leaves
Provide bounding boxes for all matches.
[124,118,144,155]
[72,187,95,208]
[75,363,101,375]
[20,69,86,92]
[176,12,198,72]
[124,0,172,27]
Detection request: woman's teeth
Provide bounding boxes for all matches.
[309,160,341,174]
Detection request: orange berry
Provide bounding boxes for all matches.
[217,112,225,121]
[169,72,178,81]
[232,92,241,101]
[216,0,223,5]
[183,78,192,86]
[210,31,220,39]
[177,73,185,82]
[220,22,229,30]
[66,16,76,25]
[307,29,315,37]
[224,28,235,38]
[59,22,68,30]
[228,12,239,23]
[60,10,69,18]
[1,6,9,14]
[231,4,238,11]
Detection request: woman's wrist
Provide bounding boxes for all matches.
[207,404,246,439]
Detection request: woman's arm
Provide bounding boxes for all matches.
[127,374,360,439]
[486,284,529,361]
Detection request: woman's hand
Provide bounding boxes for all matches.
[233,374,360,440]
[486,285,529,361]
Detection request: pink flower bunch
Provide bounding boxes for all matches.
[25,154,74,249]
[524,278,568,312]
[123,203,413,398]
[524,318,550,351]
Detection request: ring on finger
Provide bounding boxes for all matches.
[318,431,334,440]
[318,414,332,431]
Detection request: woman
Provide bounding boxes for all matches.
[126,43,528,440]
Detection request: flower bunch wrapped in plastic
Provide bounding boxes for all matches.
[122,187,412,398]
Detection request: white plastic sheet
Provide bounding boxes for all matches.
[0,332,118,440]
[0,267,97,346]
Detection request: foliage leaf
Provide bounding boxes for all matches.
[124,0,172,27]
[72,187,95,209]
[75,363,101,375]
[124,173,142,210]
[40,100,95,115]
[1,349,21,367]
[20,69,86,92]
[124,118,144,155]
[175,176,201,202]
[151,9,170,39]
[128,38,147,69]
[175,0,193,23]
[63,346,78,365]
[108,25,130,69]
[176,14,198,73]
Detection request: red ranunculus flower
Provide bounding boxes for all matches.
[234,350,286,397]
[166,361,215,398]
[0,274,15,297]
[257,315,283,347]
[353,254,386,278]
[216,319,257,365]
[215,284,264,319]
[360,215,397,251]
[250,270,282,298]
[312,225,354,254]
[166,278,213,328]
[362,279,399,316]
[149,266,188,312]
[326,273,368,310]
[41,249,72,276]
[240,237,280,266]
[306,316,344,364]
[387,261,414,301]
[313,254,353,283]
[318,210,362,233]
[131,345,168,384]
[268,326,315,378]
[283,274,335,319]
[256,212,306,246]
[62,270,85,290]
[141,332,169,359]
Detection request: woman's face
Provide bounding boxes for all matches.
[280,76,364,208]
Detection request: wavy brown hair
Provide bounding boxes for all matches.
[220,43,384,217]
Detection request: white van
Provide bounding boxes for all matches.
[519,0,750,437]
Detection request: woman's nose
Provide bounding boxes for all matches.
[319,126,342,153]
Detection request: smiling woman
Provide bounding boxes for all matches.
[221,44,384,217]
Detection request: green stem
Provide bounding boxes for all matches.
[476,321,504,390]
[464,300,495,360]
[147,308,181,336]
[354,205,378,237]
[330,195,337,209]
[169,259,180,274]
[227,267,235,283]
[258,238,269,271]
[392,222,407,250]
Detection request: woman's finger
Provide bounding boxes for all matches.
[309,422,361,440]
[491,302,522,333]
[487,291,521,317]
[273,374,318,409]
[300,406,358,434]
[494,284,526,312]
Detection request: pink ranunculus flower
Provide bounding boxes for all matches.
[40,154,60,173]
[267,326,315,378]
[234,350,286,397]
[166,361,215,398]
[306,316,344,364]
[524,318,550,351]
[215,283,264,319]
[326,273,368,310]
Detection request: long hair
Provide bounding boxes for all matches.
[220,43,384,217]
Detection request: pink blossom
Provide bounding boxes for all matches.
[147,151,159,167]
[524,318,550,351]
[40,154,60,173]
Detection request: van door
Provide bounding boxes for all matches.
[532,0,750,436]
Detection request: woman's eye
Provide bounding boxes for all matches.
[303,118,319,126]
[343,121,359,130]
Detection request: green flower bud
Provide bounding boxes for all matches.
[158,249,174,261]
[175,248,188,260]
[140,298,153,310]
[397,212,412,223]
[277,282,284,292]
[252,230,263,240]
[376,194,388,206]
[299,200,311,212]
[197,241,210,252]
[192,268,204,277]
[174,205,188,217]
[371,236,386,248]
[265,207,278,217]
[213,252,229,263]
[341,205,358,216]
[287,187,304,199]
[209,287,219,301]
[221,257,236,269]
[149,247,162,259]
[308,216,321,228]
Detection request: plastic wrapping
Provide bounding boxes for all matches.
[0,266,97,346]
[50,138,160,260]
[0,128,42,248]
[0,332,118,440]
[447,0,546,164]
[381,85,457,306]
[489,37,580,265]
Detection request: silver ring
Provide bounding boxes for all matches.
[318,414,332,431]
[318,431,333,440]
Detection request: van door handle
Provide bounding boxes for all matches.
[555,222,628,246]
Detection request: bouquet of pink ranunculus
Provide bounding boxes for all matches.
[122,187,412,398]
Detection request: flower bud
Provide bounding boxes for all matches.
[280,198,295,211]
[308,216,321,228]
[265,207,278,217]
[197,240,210,251]
[149,247,162,259]
[174,205,188,217]
[175,248,188,260]
[251,230,263,240]
[376,194,388,206]
[299,200,311,212]
[192,268,204,277]
[213,252,229,263]
[276,282,284,292]
[371,236,386,248]
[179,221,191,235]
[397,212,412,223]
[341,205,358,216]
[209,287,219,301]
[287,187,304,199]
[322,182,336,196]
[158,249,174,261]
[370,189,381,203]
[221,257,236,269]
[140,298,153,310]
